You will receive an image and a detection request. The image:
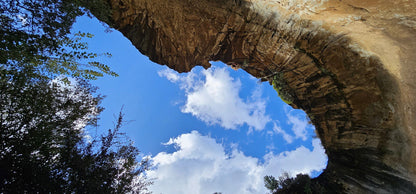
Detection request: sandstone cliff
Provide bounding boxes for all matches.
[96,0,416,192]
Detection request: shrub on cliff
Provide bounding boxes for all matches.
[271,72,295,105]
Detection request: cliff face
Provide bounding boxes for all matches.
[101,0,416,192]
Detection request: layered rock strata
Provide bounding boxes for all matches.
[97,0,416,192]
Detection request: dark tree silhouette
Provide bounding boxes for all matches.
[1,1,151,192]
[264,173,325,194]
[0,66,152,193]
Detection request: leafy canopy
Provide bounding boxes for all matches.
[1,0,152,193]
[1,0,117,80]
[264,173,325,194]
[0,66,151,193]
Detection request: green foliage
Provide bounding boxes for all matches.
[272,72,295,104]
[0,0,118,80]
[264,175,279,193]
[62,111,152,193]
[42,31,118,80]
[264,173,325,194]
[1,0,84,62]
[0,67,151,193]
[0,1,148,192]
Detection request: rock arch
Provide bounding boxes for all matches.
[96,0,416,192]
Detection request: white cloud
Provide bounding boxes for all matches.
[157,68,180,82]
[273,122,294,144]
[263,139,327,177]
[147,131,327,194]
[158,67,270,131]
[285,107,311,141]
[270,108,313,144]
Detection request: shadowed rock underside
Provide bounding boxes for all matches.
[96,0,416,193]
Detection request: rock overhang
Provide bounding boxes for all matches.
[94,0,416,192]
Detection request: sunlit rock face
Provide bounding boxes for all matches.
[100,0,416,192]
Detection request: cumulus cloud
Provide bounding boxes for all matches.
[263,139,327,177]
[147,131,327,194]
[158,67,270,131]
[157,68,180,82]
[285,107,311,141]
[269,107,313,144]
[273,122,294,144]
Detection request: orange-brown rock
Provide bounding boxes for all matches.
[95,0,416,192]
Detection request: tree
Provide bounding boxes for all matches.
[0,0,152,192]
[264,175,279,193]
[0,66,152,193]
[264,173,325,194]
[0,0,117,80]
[62,111,153,193]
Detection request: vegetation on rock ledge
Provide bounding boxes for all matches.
[272,72,295,105]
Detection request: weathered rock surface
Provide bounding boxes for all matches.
[99,0,416,192]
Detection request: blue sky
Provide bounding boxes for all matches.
[73,16,327,193]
